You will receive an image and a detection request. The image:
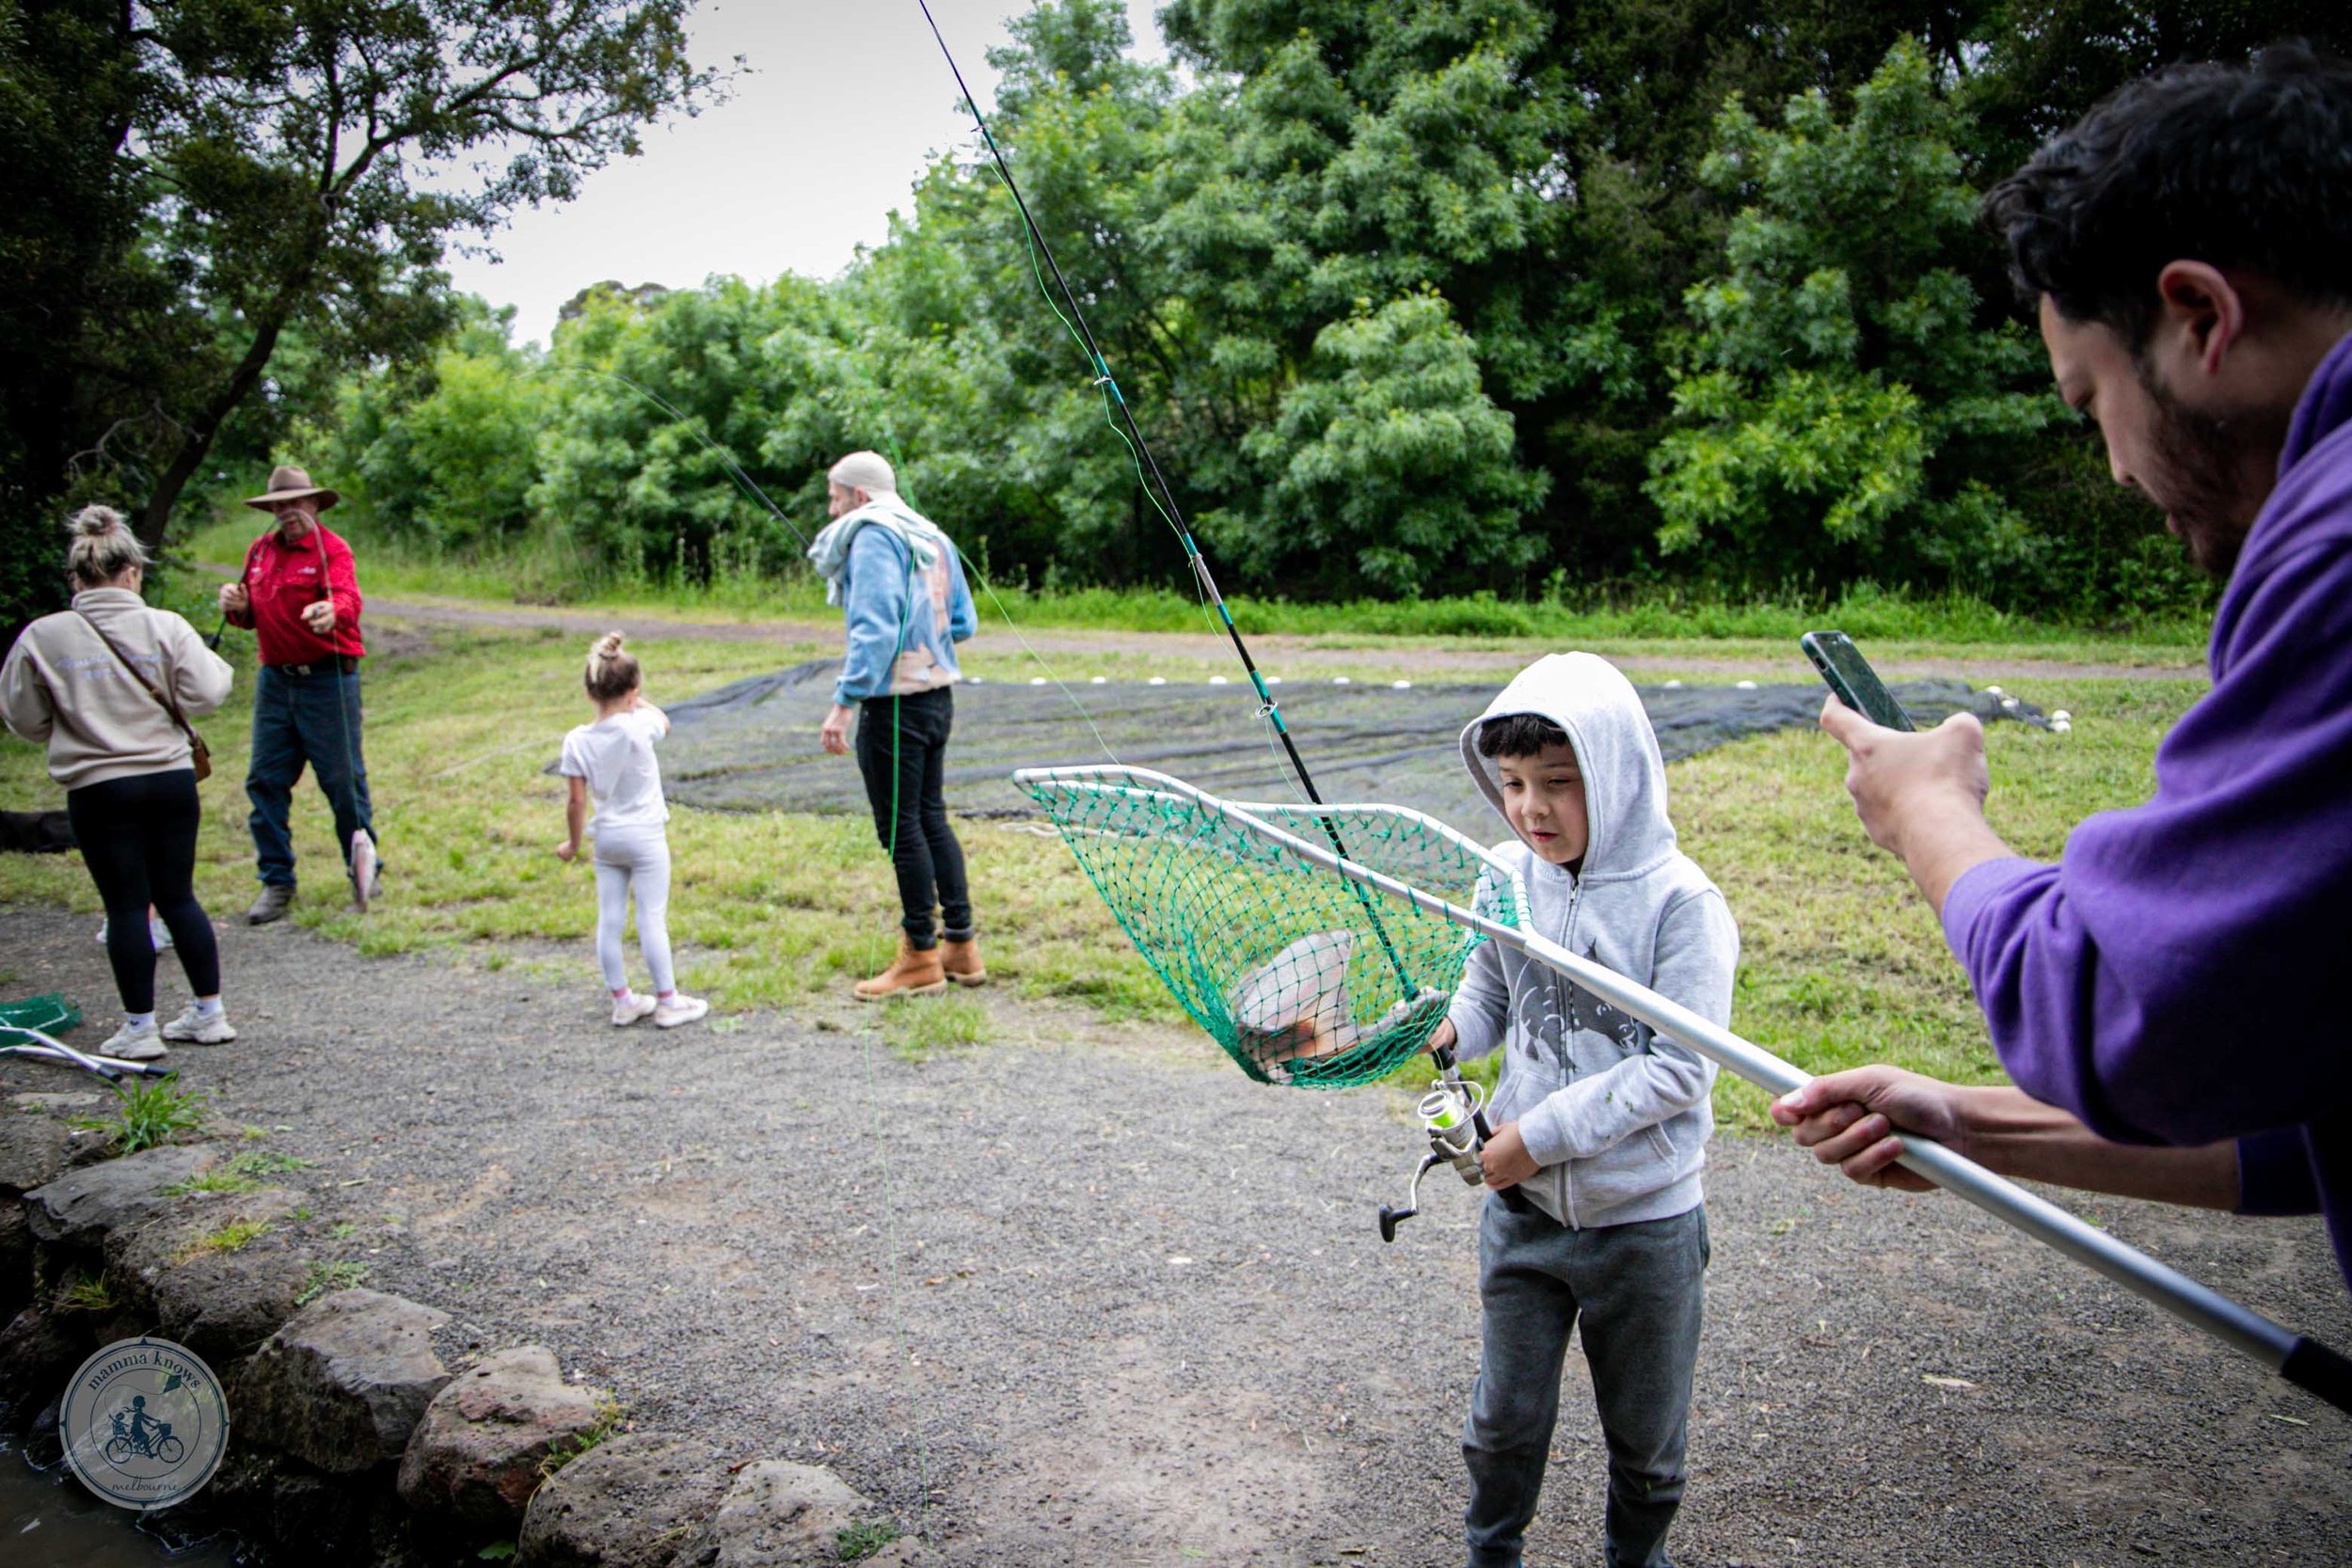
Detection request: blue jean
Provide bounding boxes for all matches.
[1464,1199,1708,1568]
[246,663,375,888]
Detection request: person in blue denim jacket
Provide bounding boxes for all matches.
[809,451,984,1000]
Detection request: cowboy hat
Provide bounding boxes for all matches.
[244,465,341,512]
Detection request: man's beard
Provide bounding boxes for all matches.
[2135,365,2285,579]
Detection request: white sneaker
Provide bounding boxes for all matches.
[160,1004,236,1044]
[653,993,709,1029]
[611,992,659,1026]
[98,1020,167,1062]
[93,918,171,950]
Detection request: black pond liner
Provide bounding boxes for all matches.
[655,661,2044,832]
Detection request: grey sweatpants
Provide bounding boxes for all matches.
[1463,1198,1708,1568]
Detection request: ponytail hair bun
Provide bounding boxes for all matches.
[64,504,149,589]
[583,630,641,701]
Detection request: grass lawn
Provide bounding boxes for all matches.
[0,595,2201,1130]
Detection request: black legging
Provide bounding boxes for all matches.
[854,688,973,949]
[65,768,220,1014]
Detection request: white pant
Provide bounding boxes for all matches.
[593,825,674,995]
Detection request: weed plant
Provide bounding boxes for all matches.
[295,1259,371,1306]
[535,1396,628,1481]
[56,1273,116,1313]
[74,1075,211,1154]
[835,1521,902,1562]
[177,1217,272,1262]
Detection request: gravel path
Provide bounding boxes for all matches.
[5,906,2344,1566]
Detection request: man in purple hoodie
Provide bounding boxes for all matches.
[1772,44,2352,1294]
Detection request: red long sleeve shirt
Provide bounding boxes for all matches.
[225,522,366,666]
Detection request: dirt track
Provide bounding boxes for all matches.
[4,906,2344,1567]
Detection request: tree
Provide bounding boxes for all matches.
[5,0,724,581]
[1214,293,1547,596]
[318,301,547,553]
[1645,40,2057,589]
[0,0,159,632]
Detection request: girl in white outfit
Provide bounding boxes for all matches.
[554,634,707,1028]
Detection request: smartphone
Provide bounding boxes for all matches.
[1801,629,1915,731]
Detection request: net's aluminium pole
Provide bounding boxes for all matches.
[1201,791,2352,1417]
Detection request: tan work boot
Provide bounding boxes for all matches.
[854,939,947,1001]
[940,936,987,988]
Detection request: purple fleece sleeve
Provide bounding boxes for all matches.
[1940,540,2352,1149]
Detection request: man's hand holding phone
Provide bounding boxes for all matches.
[1807,632,2010,913]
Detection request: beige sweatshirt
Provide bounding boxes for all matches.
[0,588,234,790]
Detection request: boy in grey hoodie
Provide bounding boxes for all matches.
[1427,653,1738,1568]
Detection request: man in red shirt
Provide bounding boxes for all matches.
[217,465,380,924]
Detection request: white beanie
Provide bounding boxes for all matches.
[827,450,896,497]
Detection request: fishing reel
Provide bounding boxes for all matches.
[1377,1075,1489,1243]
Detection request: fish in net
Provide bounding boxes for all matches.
[1012,765,1523,1087]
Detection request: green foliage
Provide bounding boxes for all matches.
[161,1147,313,1196]
[1647,40,2058,587]
[878,993,993,1064]
[295,1259,371,1306]
[1217,293,1548,596]
[177,1216,273,1262]
[74,1075,211,1155]
[0,0,723,631]
[321,303,549,555]
[164,1168,262,1196]
[226,1148,315,1176]
[107,0,2349,628]
[835,1521,902,1562]
[536,1396,629,1481]
[56,1272,117,1314]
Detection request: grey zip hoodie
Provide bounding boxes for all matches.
[1445,653,1739,1229]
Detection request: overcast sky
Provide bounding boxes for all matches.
[440,1,1168,349]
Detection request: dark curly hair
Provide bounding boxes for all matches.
[1475,712,1571,759]
[1982,42,2352,347]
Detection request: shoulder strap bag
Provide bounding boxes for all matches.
[73,610,212,782]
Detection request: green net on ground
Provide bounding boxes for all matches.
[0,992,84,1045]
[1014,766,1524,1087]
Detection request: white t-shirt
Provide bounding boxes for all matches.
[558,709,670,834]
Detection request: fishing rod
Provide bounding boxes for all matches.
[911,0,1441,1031]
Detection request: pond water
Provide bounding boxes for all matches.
[1,1443,240,1567]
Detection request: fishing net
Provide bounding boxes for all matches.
[1014,765,1523,1088]
[0,992,83,1045]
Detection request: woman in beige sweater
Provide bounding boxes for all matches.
[1,508,235,1059]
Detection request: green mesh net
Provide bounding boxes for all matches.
[0,992,83,1044]
[1014,766,1525,1087]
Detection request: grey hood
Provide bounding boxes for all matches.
[1446,652,1739,1229]
[1458,652,1681,884]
